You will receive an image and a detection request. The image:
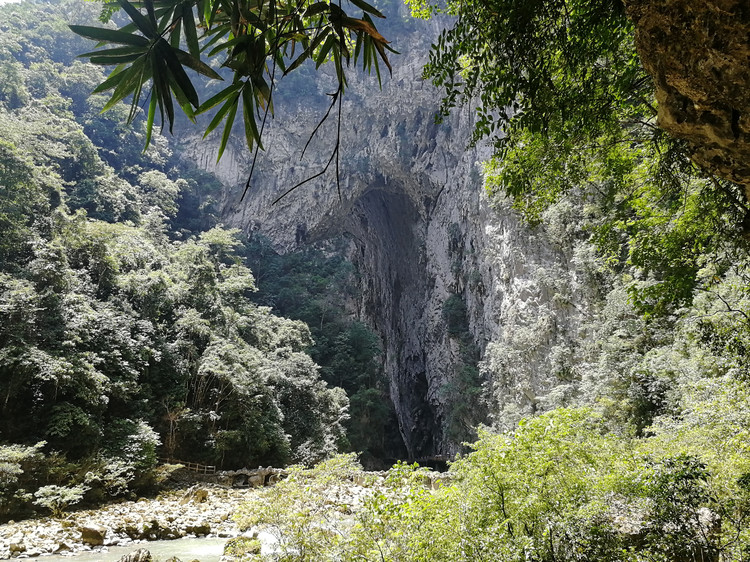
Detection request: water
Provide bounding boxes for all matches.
[32,537,228,562]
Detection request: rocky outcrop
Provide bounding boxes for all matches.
[181,14,600,457]
[182,17,489,458]
[626,0,750,197]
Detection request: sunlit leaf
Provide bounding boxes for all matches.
[348,0,385,19]
[69,25,149,46]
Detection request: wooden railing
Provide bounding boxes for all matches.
[161,458,216,474]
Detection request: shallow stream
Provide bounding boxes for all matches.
[32,537,228,562]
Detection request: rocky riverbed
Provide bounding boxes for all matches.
[0,465,446,561]
[0,485,254,560]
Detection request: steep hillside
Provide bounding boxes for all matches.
[180,13,606,457]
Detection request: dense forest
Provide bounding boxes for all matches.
[0,0,398,521]
[4,0,750,558]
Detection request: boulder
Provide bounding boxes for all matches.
[185,521,211,536]
[80,522,107,546]
[117,548,153,562]
[54,542,71,553]
[180,486,209,504]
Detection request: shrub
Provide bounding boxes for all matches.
[33,484,88,517]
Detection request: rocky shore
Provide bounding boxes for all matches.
[0,484,253,559]
[0,465,447,560]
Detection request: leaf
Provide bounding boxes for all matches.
[118,0,157,38]
[182,3,201,59]
[169,75,197,123]
[208,34,250,57]
[152,52,175,132]
[174,49,223,80]
[170,17,182,49]
[144,91,158,149]
[143,0,158,27]
[89,53,145,65]
[348,0,385,19]
[284,28,330,76]
[158,39,200,108]
[315,35,336,68]
[251,75,273,114]
[303,2,331,18]
[197,81,243,113]
[92,66,131,94]
[218,93,239,161]
[242,84,262,151]
[100,59,150,112]
[69,25,149,46]
[79,45,146,59]
[203,89,240,138]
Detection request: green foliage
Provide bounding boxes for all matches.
[245,236,401,463]
[0,442,46,518]
[0,0,349,520]
[224,536,262,559]
[441,293,468,337]
[33,484,89,517]
[234,453,365,560]
[417,0,750,323]
[242,408,750,560]
[440,293,484,443]
[72,0,394,160]
[419,0,643,151]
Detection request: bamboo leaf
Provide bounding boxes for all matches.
[69,25,149,46]
[174,49,223,80]
[285,27,329,75]
[90,52,145,65]
[303,2,330,18]
[203,90,240,137]
[208,34,249,57]
[144,90,158,149]
[197,81,243,113]
[315,35,336,68]
[170,17,182,48]
[143,0,157,27]
[182,3,201,59]
[92,67,129,94]
[79,45,146,59]
[100,60,150,111]
[169,75,197,123]
[217,93,239,161]
[118,0,157,38]
[242,84,262,151]
[348,0,385,18]
[252,75,273,114]
[158,39,200,108]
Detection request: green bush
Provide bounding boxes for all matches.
[223,536,262,560]
[33,484,88,517]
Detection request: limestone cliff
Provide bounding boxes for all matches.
[626,0,750,197]
[180,17,599,458]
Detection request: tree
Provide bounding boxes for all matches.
[72,0,395,197]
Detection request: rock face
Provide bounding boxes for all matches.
[626,0,750,197]
[182,16,600,457]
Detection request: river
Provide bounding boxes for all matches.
[32,537,228,562]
